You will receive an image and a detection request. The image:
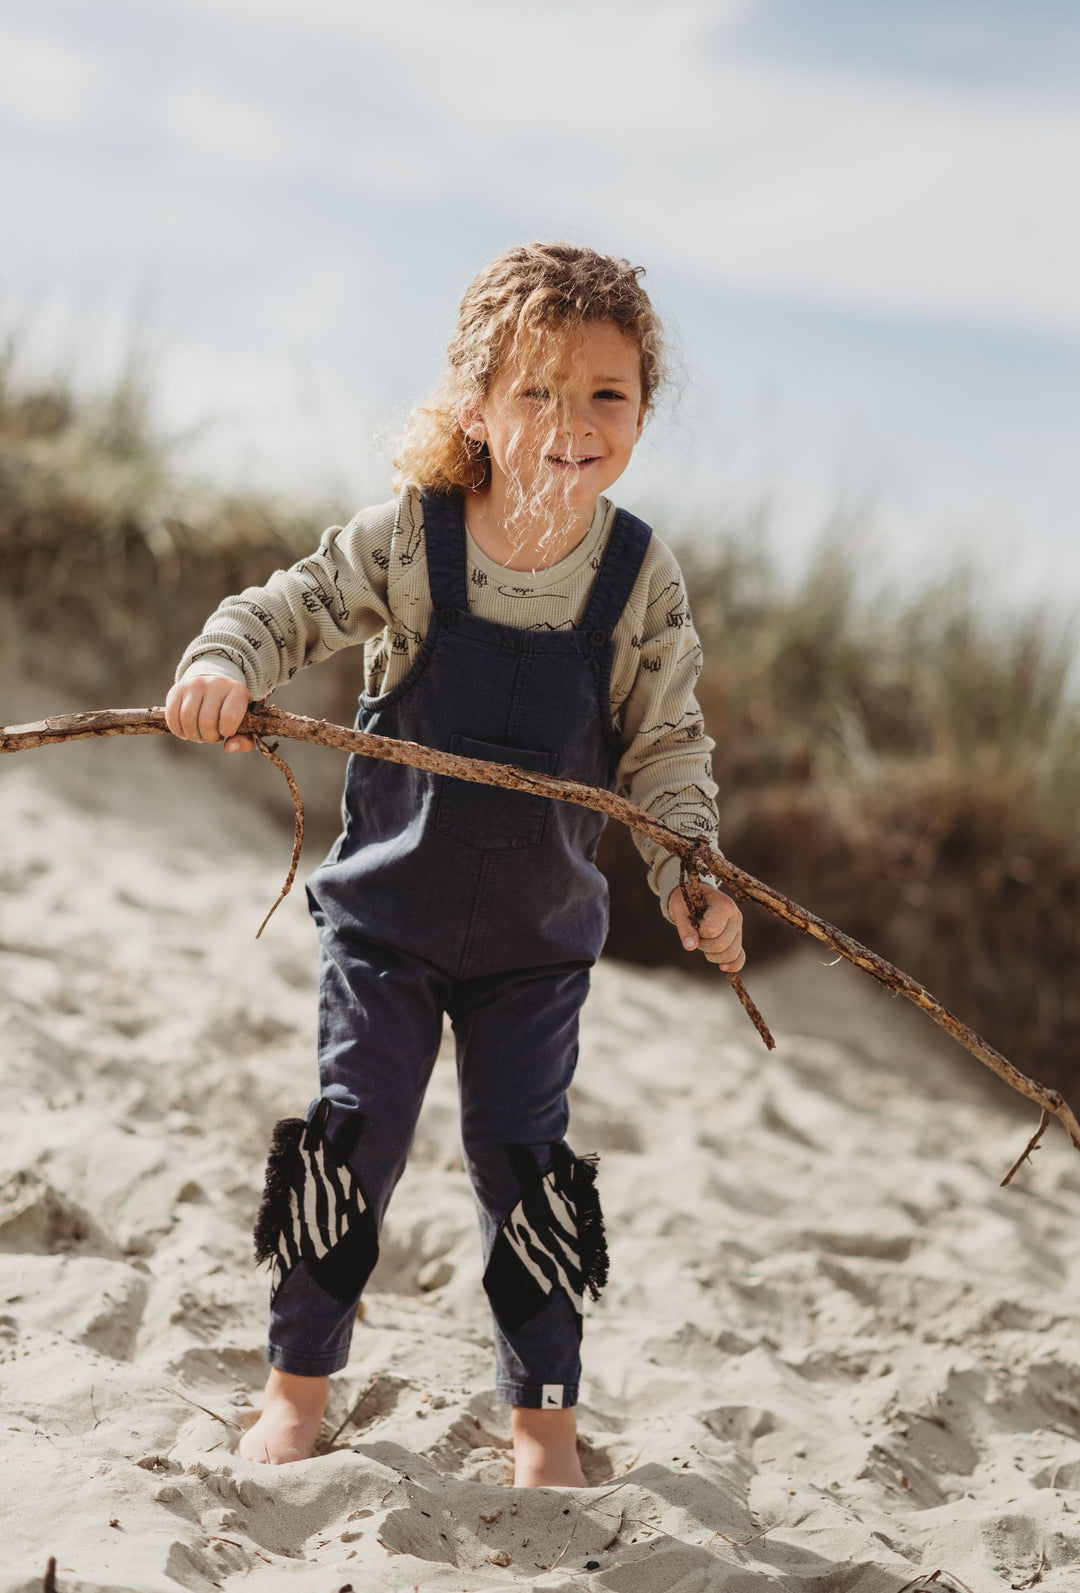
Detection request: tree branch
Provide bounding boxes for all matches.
[4,703,1078,1170]
[250,734,304,939]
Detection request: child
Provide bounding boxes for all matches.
[165,242,744,1487]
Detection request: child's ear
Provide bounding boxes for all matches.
[458,403,486,442]
[635,403,647,442]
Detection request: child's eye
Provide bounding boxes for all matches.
[522,388,550,402]
[596,389,627,402]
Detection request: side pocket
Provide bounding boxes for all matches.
[436,735,556,851]
[253,1098,379,1305]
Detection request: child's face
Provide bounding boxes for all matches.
[471,321,647,515]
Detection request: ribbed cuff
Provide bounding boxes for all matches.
[177,653,250,687]
[655,854,684,921]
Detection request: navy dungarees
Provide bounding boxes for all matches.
[260,490,653,1408]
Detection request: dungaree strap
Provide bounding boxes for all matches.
[421,489,470,614]
[580,508,654,643]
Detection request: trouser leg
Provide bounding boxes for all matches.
[452,962,606,1409]
[260,923,449,1375]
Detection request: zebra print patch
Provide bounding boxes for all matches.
[482,1143,608,1337]
[253,1098,378,1305]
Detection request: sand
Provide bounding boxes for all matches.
[2,724,1079,1592]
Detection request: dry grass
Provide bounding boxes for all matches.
[605,529,1080,1090]
[0,346,321,692]
[3,361,1078,1091]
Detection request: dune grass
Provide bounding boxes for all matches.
[0,344,320,692]
[3,360,1078,1090]
[604,529,1080,1090]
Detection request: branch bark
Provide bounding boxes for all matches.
[4,703,1078,1168]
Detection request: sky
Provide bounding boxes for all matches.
[2,0,1079,596]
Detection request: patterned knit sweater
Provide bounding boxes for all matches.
[177,488,719,915]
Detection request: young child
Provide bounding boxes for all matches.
[165,242,744,1487]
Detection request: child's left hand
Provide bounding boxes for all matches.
[667,884,745,971]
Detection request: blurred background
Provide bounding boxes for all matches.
[2,0,1079,1083]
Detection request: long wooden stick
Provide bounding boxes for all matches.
[3,703,1078,1170]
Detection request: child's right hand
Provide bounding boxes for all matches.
[165,675,254,752]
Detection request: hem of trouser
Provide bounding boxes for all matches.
[267,1341,351,1377]
[496,1381,579,1409]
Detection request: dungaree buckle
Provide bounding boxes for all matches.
[588,628,609,649]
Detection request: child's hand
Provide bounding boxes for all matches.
[165,676,254,752]
[667,883,745,971]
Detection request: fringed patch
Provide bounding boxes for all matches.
[571,1151,609,1302]
[252,1098,378,1305]
[253,1117,305,1266]
[482,1142,608,1338]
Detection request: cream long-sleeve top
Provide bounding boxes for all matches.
[177,487,719,915]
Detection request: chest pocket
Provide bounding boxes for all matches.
[436,735,557,851]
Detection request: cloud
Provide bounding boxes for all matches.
[0,24,102,130]
[600,63,1080,338]
[157,80,303,175]
[722,0,1080,94]
[2,0,1077,555]
[15,0,1075,335]
[342,4,1080,337]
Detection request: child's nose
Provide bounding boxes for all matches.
[564,400,596,440]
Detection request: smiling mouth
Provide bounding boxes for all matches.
[548,455,599,467]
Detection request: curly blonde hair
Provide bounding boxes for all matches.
[393,242,667,508]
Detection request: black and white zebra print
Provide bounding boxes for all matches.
[483,1143,608,1337]
[253,1098,378,1305]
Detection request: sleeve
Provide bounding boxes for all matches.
[174,498,399,698]
[615,543,720,920]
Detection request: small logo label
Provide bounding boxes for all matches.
[541,1384,564,1408]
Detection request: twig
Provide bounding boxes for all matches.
[703,1523,773,1549]
[547,1512,580,1571]
[735,1527,773,1548]
[42,1558,57,1593]
[251,736,304,938]
[3,705,1079,1172]
[159,1384,239,1430]
[614,1441,647,1477]
[726,972,775,1051]
[600,1508,624,1551]
[323,1379,376,1449]
[895,1574,977,1593]
[999,1108,1052,1188]
[1009,1548,1045,1591]
[592,1479,635,1507]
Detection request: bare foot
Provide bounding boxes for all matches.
[512,1406,587,1488]
[237,1369,329,1464]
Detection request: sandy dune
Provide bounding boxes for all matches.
[2,727,1079,1592]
